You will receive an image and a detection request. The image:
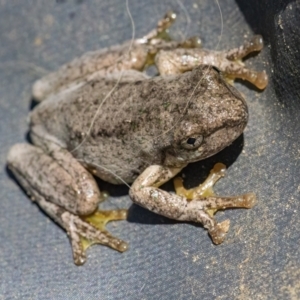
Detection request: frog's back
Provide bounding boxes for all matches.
[30,75,174,183]
[30,66,245,184]
[30,70,192,154]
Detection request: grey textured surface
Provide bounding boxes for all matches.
[0,0,299,299]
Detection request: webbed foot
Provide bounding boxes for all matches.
[174,163,256,244]
[62,209,128,265]
[7,143,129,265]
[223,35,268,89]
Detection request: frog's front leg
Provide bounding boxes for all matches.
[130,164,256,244]
[7,143,127,265]
[174,163,256,215]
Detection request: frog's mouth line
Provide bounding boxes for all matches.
[194,124,245,162]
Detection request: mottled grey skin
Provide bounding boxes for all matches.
[7,12,266,265]
[30,66,247,184]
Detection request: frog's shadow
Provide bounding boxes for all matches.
[126,134,245,226]
[24,99,40,143]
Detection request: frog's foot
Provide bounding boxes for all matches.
[223,65,268,90]
[62,209,128,265]
[7,143,128,265]
[174,163,256,243]
[140,11,202,48]
[174,163,257,211]
[31,196,128,266]
[139,11,177,43]
[186,192,256,244]
[223,35,268,89]
[138,11,202,57]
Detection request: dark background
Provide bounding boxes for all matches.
[0,0,299,299]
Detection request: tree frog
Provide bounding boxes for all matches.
[7,12,268,265]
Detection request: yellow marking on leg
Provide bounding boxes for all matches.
[174,163,226,200]
[174,163,227,216]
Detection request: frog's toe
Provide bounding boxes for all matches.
[62,209,128,265]
[209,219,230,245]
[242,192,257,208]
[252,70,268,90]
[225,35,264,61]
[250,35,264,52]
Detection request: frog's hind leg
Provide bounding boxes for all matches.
[32,196,127,265]
[174,163,256,243]
[7,143,128,265]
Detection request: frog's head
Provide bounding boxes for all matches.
[164,66,248,167]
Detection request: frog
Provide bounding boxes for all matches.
[7,12,268,265]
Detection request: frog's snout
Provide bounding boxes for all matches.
[32,79,49,102]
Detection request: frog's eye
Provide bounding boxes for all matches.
[181,136,203,150]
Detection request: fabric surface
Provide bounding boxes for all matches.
[0,0,299,299]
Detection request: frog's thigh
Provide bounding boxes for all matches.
[7,144,127,265]
[130,165,231,244]
[7,143,100,215]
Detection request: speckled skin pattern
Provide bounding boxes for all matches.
[30,66,248,184]
[6,12,266,265]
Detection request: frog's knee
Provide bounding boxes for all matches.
[155,50,180,75]
[75,191,100,216]
[70,172,102,216]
